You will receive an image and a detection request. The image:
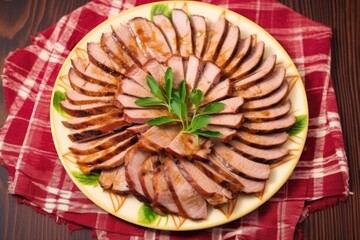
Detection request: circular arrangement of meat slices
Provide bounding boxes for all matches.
[60,8,296,220]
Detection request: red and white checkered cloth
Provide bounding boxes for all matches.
[0,0,349,239]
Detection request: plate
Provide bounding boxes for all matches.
[50,1,308,231]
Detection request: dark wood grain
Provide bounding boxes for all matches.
[0,0,359,239]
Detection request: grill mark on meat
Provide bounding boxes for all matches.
[66,90,114,105]
[112,24,150,65]
[112,165,130,194]
[71,59,119,87]
[242,80,288,110]
[223,36,252,77]
[153,14,178,54]
[233,54,277,90]
[118,78,152,98]
[99,166,120,190]
[236,131,289,148]
[176,159,232,207]
[230,140,289,163]
[77,136,136,165]
[163,158,207,219]
[87,42,124,76]
[242,114,296,133]
[212,142,271,180]
[215,24,240,68]
[68,118,130,142]
[69,129,134,155]
[68,68,116,96]
[138,125,180,152]
[128,17,172,63]
[203,18,228,62]
[123,109,171,124]
[229,41,265,80]
[172,9,193,58]
[196,62,221,95]
[60,100,115,117]
[166,55,185,88]
[101,32,135,69]
[185,55,204,91]
[234,67,285,99]
[243,100,291,122]
[190,15,207,58]
[62,109,122,129]
[209,113,244,129]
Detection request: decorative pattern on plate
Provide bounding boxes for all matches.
[50,1,308,230]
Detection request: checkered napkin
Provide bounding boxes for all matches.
[0,0,349,239]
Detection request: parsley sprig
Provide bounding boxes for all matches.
[135,68,224,138]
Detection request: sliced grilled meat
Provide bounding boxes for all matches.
[139,155,159,200]
[153,14,178,54]
[209,113,243,129]
[138,125,180,152]
[202,79,232,105]
[242,114,296,133]
[223,36,252,77]
[118,78,152,98]
[236,131,289,148]
[60,100,115,117]
[123,109,171,124]
[204,125,237,142]
[196,62,221,94]
[112,165,130,194]
[243,100,291,122]
[190,15,207,58]
[125,65,149,91]
[216,96,244,114]
[65,90,114,105]
[172,9,193,58]
[99,167,120,190]
[114,93,145,109]
[144,59,166,87]
[215,24,240,68]
[166,133,203,158]
[185,55,204,91]
[203,18,228,62]
[163,158,207,219]
[166,55,185,88]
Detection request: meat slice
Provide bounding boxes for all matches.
[68,118,130,142]
[68,68,116,96]
[153,169,179,214]
[207,154,265,193]
[99,167,120,190]
[172,9,193,58]
[100,32,135,69]
[196,62,221,94]
[190,15,207,58]
[69,129,133,155]
[114,93,145,109]
[209,113,243,129]
[233,54,277,90]
[66,90,114,105]
[143,59,166,87]
[125,124,151,134]
[242,81,288,110]
[77,136,136,165]
[139,155,159,200]
[229,41,265,80]
[112,24,149,65]
[138,125,180,152]
[166,55,184,88]
[60,100,115,117]
[124,145,151,202]
[242,114,296,133]
[243,100,291,122]
[229,140,289,162]
[71,59,119,87]
[215,24,240,68]
[177,159,232,207]
[212,142,271,180]
[163,158,207,219]
[234,67,286,99]
[236,131,289,148]
[128,17,172,63]
[125,65,149,91]
[112,165,130,194]
[216,96,244,114]
[62,109,122,129]
[123,109,171,124]
[153,14,178,54]
[202,79,232,105]
[204,125,237,142]
[185,55,204,91]
[87,42,124,76]
[118,78,152,98]
[203,18,228,62]
[166,133,203,158]
[223,36,252,77]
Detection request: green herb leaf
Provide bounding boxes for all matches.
[150,4,172,21]
[200,102,225,115]
[287,114,308,136]
[138,204,160,224]
[147,76,166,102]
[179,80,187,102]
[189,89,204,111]
[170,99,182,119]
[164,68,173,103]
[53,90,70,118]
[172,90,180,100]
[135,97,165,107]
[147,116,178,126]
[72,171,100,187]
[188,115,211,131]
[192,129,223,138]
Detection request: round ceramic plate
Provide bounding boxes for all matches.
[50,1,308,231]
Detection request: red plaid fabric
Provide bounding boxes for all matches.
[0,0,349,239]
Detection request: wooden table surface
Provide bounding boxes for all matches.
[0,0,358,239]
